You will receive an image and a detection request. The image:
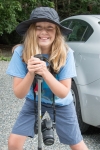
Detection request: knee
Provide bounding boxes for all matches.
[70,140,89,150]
[8,136,21,150]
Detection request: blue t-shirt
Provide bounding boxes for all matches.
[6,45,76,106]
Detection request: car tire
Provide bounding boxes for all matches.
[71,81,89,133]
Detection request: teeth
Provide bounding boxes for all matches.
[41,38,48,39]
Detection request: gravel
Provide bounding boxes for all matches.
[1,61,100,150]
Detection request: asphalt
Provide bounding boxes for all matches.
[1,61,100,150]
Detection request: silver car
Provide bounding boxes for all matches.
[61,15,100,133]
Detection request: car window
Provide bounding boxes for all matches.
[60,20,71,28]
[61,19,93,42]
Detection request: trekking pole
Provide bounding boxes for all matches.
[37,76,43,150]
[34,54,55,149]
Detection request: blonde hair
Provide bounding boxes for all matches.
[22,23,69,73]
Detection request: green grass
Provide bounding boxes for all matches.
[0,56,11,61]
[0,48,12,61]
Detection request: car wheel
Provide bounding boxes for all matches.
[71,81,89,133]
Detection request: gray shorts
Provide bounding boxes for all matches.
[12,98,83,145]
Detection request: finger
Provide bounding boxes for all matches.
[35,71,42,75]
[28,64,42,70]
[28,59,41,66]
[31,56,33,59]
[33,56,41,61]
[40,60,46,67]
[28,56,40,63]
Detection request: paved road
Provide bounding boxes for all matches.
[1,61,100,150]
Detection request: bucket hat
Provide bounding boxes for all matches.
[16,7,72,36]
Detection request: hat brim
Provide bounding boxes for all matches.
[16,18,72,36]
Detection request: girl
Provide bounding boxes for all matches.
[6,7,88,150]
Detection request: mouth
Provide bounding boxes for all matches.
[39,37,49,41]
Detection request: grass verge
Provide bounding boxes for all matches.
[0,46,12,61]
[0,56,11,61]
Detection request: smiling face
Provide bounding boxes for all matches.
[35,22,56,54]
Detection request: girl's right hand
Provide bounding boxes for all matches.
[27,56,42,75]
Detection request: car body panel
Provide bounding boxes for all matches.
[61,15,100,127]
[77,79,100,126]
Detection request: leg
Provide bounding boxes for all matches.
[8,134,27,150]
[48,102,88,149]
[8,99,36,150]
[70,140,89,150]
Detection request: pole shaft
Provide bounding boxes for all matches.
[38,148,42,150]
[38,79,42,149]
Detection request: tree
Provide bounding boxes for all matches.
[56,0,100,20]
[0,0,100,44]
[0,0,54,35]
[0,1,21,35]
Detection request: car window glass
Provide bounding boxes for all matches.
[61,19,93,42]
[61,20,72,41]
[61,20,71,28]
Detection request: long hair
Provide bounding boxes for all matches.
[22,23,69,73]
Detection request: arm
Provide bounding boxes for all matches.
[13,56,43,99]
[13,56,71,99]
[42,70,71,98]
[13,72,35,99]
[34,58,71,98]
[34,49,76,98]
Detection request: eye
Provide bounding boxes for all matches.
[46,27,55,31]
[47,26,54,30]
[36,26,42,30]
[35,25,55,32]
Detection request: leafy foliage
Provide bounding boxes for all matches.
[0,0,54,35]
[56,0,100,19]
[0,0,100,44]
[0,1,22,35]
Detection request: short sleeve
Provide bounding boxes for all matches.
[6,45,27,78]
[58,48,77,80]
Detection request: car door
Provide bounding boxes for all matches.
[61,19,94,85]
[61,17,100,128]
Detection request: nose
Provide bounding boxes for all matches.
[40,28,48,34]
